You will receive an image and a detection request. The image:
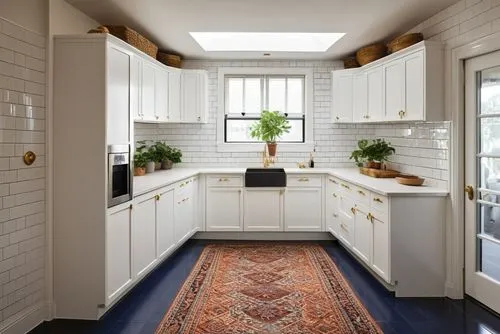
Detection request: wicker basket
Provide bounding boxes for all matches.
[388,33,424,53]
[343,57,359,69]
[105,25,158,58]
[87,26,109,34]
[356,43,387,66]
[157,52,182,68]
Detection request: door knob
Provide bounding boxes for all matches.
[465,185,474,201]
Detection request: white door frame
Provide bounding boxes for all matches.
[449,31,500,299]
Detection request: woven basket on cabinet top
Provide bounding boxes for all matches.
[157,52,182,68]
[343,57,360,69]
[105,25,158,58]
[356,43,387,66]
[387,33,424,53]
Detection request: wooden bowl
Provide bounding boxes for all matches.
[395,175,425,186]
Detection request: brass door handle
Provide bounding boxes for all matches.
[465,185,474,201]
[341,183,350,190]
[298,178,309,182]
[357,190,366,196]
[373,197,383,203]
[329,179,338,184]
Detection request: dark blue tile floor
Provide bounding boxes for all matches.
[30,239,500,334]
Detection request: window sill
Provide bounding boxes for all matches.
[216,142,314,153]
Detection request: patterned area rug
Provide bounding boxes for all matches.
[155,244,382,334]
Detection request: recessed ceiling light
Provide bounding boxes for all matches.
[189,32,345,52]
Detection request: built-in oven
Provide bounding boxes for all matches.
[108,144,132,208]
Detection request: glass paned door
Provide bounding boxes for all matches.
[465,51,500,313]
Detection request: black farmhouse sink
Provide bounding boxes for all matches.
[245,168,287,187]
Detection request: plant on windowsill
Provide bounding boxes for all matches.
[249,110,291,157]
[349,139,395,169]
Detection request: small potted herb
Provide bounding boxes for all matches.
[350,139,395,169]
[250,110,291,157]
[137,140,155,173]
[164,146,182,169]
[133,151,148,176]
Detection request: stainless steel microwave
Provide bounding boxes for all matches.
[108,144,132,208]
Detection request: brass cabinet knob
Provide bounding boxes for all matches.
[350,207,356,214]
[373,197,383,203]
[465,185,474,201]
[155,194,160,201]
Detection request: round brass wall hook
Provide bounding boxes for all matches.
[23,151,36,166]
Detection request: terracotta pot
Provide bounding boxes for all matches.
[267,142,277,157]
[155,162,161,170]
[146,161,155,173]
[161,159,173,170]
[134,167,146,176]
[365,161,381,169]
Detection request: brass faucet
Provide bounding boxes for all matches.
[262,144,274,168]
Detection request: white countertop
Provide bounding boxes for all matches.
[133,167,449,197]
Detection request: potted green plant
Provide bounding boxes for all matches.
[137,140,155,173]
[133,151,148,176]
[350,139,395,169]
[164,146,182,169]
[148,144,164,170]
[249,110,291,157]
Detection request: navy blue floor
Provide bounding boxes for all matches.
[30,240,500,334]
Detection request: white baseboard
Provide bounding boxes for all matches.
[0,301,49,334]
[445,281,464,299]
[192,232,335,240]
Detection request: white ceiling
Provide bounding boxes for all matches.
[66,0,459,60]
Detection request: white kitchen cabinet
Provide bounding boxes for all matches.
[154,67,169,122]
[352,204,372,265]
[244,188,283,231]
[206,187,243,231]
[174,178,197,243]
[366,66,384,122]
[284,188,322,231]
[331,70,354,123]
[371,211,390,281]
[168,69,182,122]
[352,72,368,123]
[106,44,133,145]
[133,194,157,278]
[326,178,340,236]
[106,204,133,305]
[404,51,425,121]
[140,61,156,122]
[181,70,208,123]
[384,59,405,121]
[156,187,175,259]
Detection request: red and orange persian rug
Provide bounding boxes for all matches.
[155,244,382,334]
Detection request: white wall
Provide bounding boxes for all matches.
[135,60,450,188]
[0,0,47,35]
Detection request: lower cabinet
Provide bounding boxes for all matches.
[156,187,175,259]
[284,187,322,231]
[352,204,372,265]
[174,177,197,243]
[133,194,157,278]
[244,188,283,231]
[371,211,390,281]
[206,187,243,231]
[106,204,133,305]
[326,178,340,236]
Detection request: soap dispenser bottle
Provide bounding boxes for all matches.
[309,152,315,168]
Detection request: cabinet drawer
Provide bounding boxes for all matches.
[287,175,322,187]
[338,180,355,196]
[338,215,354,246]
[327,177,340,189]
[352,185,370,205]
[370,193,389,214]
[206,175,243,187]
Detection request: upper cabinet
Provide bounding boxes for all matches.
[181,70,208,123]
[331,41,443,123]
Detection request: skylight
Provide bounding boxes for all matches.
[189,32,345,52]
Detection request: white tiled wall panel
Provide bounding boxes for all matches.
[135,60,450,188]
[0,17,45,326]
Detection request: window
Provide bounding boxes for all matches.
[224,75,305,143]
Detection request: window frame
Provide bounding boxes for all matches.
[217,67,314,152]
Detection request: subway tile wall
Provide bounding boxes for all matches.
[135,60,450,188]
[0,17,46,326]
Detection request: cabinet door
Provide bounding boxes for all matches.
[106,205,132,304]
[404,51,424,121]
[133,196,157,277]
[352,72,368,123]
[141,61,156,122]
[206,187,243,231]
[372,213,390,282]
[106,45,131,144]
[338,194,355,247]
[326,179,340,236]
[284,188,322,231]
[384,60,405,121]
[366,67,384,122]
[181,70,207,123]
[174,181,195,243]
[131,56,141,121]
[157,188,175,259]
[155,68,169,121]
[244,189,283,231]
[352,205,372,265]
[168,69,182,122]
[331,72,353,122]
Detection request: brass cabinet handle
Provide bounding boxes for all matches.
[129,204,133,210]
[298,177,309,182]
[367,213,374,223]
[340,224,348,232]
[465,185,474,201]
[373,197,383,203]
[341,183,350,190]
[179,183,185,188]
[350,207,356,214]
[332,193,337,198]
[218,178,230,182]
[329,179,338,184]
[155,194,160,201]
[357,190,366,196]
